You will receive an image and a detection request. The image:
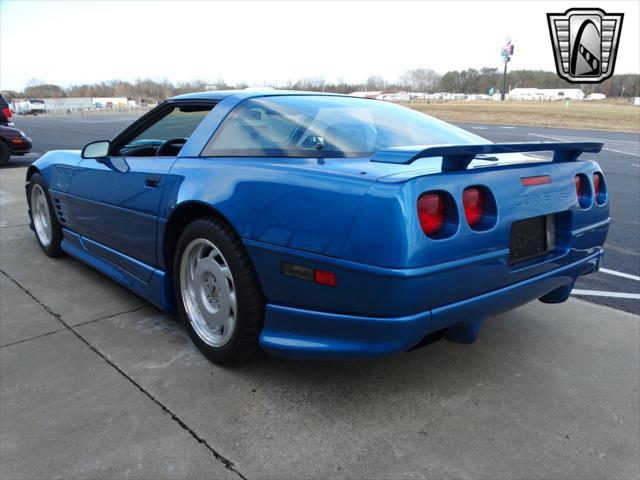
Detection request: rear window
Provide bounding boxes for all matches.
[0,95,8,108]
[203,95,485,158]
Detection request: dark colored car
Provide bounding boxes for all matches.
[0,124,32,165]
[1,94,13,125]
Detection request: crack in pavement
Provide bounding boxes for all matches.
[70,304,154,328]
[0,305,152,349]
[0,267,248,480]
[0,328,63,349]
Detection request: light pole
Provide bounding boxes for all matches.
[500,39,514,101]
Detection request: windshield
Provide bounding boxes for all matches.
[203,95,487,158]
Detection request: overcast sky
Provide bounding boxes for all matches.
[1,0,638,91]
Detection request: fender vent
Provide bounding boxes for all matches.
[52,196,69,226]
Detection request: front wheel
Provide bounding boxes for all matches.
[173,217,264,365]
[28,173,63,257]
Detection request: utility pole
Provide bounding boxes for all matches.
[500,38,514,101]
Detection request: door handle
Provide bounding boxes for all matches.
[145,175,161,188]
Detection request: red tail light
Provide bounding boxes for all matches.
[593,172,606,205]
[462,187,484,227]
[575,175,585,199]
[574,174,591,208]
[418,193,445,236]
[1,107,11,119]
[593,173,601,196]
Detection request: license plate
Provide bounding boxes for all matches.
[509,216,548,264]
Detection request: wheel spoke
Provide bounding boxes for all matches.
[179,237,237,348]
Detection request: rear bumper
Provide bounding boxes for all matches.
[259,249,602,359]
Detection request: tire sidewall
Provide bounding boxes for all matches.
[0,142,10,166]
[173,218,263,365]
[28,173,63,256]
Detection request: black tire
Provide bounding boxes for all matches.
[0,141,10,166]
[173,217,265,365]
[27,173,63,257]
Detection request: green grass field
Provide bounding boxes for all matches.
[403,100,640,133]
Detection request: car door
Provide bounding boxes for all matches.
[66,102,214,276]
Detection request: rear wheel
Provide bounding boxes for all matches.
[28,173,63,257]
[173,217,264,365]
[0,142,10,166]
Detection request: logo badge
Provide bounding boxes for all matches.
[547,8,624,83]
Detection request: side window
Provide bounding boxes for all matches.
[116,104,213,157]
[206,102,303,154]
[202,98,377,158]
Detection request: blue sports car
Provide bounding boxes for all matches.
[26,90,609,365]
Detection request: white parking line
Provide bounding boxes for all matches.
[572,289,640,300]
[601,147,640,157]
[472,126,487,130]
[600,268,640,282]
[528,133,640,157]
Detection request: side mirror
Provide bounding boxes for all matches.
[81,140,110,159]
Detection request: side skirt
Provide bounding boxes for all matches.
[61,229,175,311]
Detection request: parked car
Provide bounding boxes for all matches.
[25,90,609,365]
[0,124,32,165]
[14,98,46,115]
[1,94,13,125]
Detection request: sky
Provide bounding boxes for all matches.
[1,0,638,91]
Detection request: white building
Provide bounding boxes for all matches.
[349,91,385,99]
[375,91,411,102]
[508,88,585,101]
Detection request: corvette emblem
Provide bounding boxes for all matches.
[547,8,623,83]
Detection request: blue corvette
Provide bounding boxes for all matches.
[26,90,609,365]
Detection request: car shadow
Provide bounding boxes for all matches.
[1,156,37,169]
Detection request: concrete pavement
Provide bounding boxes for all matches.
[1,163,639,479]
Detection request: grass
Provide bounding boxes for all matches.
[403,100,640,133]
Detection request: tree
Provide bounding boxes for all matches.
[366,74,386,91]
[24,83,66,98]
[400,68,440,93]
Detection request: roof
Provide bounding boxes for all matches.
[170,89,353,102]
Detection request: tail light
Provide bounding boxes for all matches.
[574,174,590,209]
[418,192,445,236]
[1,107,11,119]
[593,172,606,205]
[462,187,484,227]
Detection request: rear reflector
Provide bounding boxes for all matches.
[417,192,445,236]
[282,262,336,287]
[462,187,484,227]
[314,269,337,287]
[521,175,551,186]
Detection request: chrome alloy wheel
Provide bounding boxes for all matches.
[31,184,52,247]
[179,238,237,347]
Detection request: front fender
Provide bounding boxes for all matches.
[28,150,82,192]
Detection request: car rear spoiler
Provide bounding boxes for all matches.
[370,142,604,171]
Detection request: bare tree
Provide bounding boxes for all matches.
[366,74,386,91]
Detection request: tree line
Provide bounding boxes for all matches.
[3,69,638,102]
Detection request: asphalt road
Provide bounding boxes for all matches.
[0,114,638,479]
[5,114,639,314]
